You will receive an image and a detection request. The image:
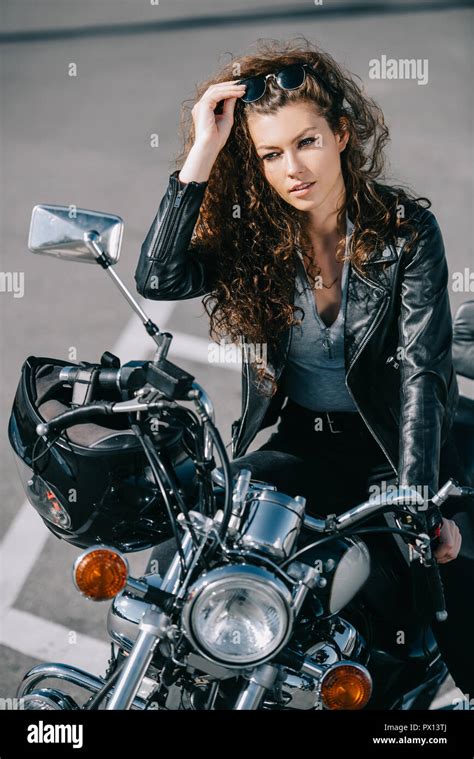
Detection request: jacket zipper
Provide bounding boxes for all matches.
[233,320,293,458]
[149,180,188,263]
[345,293,397,473]
[233,340,251,457]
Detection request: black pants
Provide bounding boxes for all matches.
[152,398,474,696]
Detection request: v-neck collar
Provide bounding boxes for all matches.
[296,210,354,330]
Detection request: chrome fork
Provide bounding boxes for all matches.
[105,529,194,710]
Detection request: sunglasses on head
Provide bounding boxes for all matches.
[237,63,342,104]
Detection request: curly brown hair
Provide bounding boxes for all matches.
[174,36,430,397]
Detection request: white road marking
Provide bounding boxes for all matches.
[0,608,110,676]
[0,502,45,611]
[107,299,177,364]
[168,331,241,371]
[429,687,466,710]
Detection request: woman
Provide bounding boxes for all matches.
[135,39,473,698]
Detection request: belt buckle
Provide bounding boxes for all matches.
[325,412,343,434]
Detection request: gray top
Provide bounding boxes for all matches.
[280,214,358,412]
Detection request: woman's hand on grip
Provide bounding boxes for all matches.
[434,517,462,564]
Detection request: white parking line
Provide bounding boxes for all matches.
[0,502,45,612]
[105,300,177,364]
[429,687,466,710]
[168,331,241,371]
[1,608,110,676]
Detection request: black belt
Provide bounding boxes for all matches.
[281,397,368,435]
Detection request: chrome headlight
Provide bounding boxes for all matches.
[20,689,79,710]
[182,565,293,667]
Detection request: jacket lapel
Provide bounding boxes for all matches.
[344,262,390,372]
[267,239,401,380]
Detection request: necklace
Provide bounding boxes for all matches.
[320,275,339,289]
[309,246,343,291]
[305,264,340,290]
[300,244,343,290]
[312,263,341,290]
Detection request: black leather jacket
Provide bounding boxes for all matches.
[135,170,459,497]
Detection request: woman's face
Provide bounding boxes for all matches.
[246,101,349,214]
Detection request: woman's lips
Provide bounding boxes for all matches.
[290,181,316,197]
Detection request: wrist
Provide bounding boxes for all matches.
[178,143,218,185]
[192,138,220,157]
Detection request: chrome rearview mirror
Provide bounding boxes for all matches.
[26,202,174,356]
[28,204,123,264]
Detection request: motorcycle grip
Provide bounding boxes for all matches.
[424,556,448,623]
[36,402,115,437]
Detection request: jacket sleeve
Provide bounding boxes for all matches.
[397,210,454,499]
[134,169,218,300]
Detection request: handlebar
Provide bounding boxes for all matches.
[60,356,197,403]
[35,382,209,439]
[303,480,474,535]
[303,486,426,534]
[35,394,173,437]
[423,551,448,622]
[36,402,115,436]
[301,479,474,625]
[60,362,148,394]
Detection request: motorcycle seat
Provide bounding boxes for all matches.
[370,617,441,663]
[453,299,474,380]
[403,624,439,660]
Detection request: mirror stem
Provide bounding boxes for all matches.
[84,231,166,350]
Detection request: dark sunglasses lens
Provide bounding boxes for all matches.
[277,64,305,90]
[238,77,266,102]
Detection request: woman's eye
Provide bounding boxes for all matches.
[262,137,316,162]
[299,137,316,148]
[262,152,278,162]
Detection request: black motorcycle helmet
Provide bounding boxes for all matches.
[8,355,196,552]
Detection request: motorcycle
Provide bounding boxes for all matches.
[7,203,474,711]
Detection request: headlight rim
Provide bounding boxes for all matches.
[182,564,294,668]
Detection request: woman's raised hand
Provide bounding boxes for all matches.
[191,80,247,154]
[178,80,246,185]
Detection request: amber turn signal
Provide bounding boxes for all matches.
[73,547,129,601]
[321,663,372,710]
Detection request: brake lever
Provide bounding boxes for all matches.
[405,514,448,623]
[421,540,449,623]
